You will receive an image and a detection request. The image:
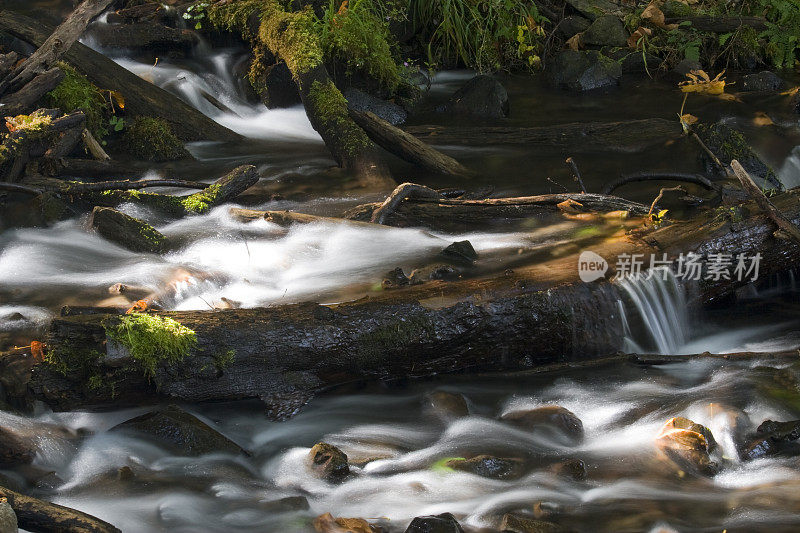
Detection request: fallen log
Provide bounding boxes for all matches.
[664,16,768,32]
[731,159,800,244]
[88,206,168,253]
[0,485,120,533]
[0,11,241,143]
[0,0,113,96]
[349,110,472,178]
[0,67,65,116]
[29,190,800,411]
[404,119,681,152]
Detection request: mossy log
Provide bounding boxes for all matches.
[208,0,390,184]
[0,67,65,116]
[0,11,241,143]
[0,485,120,533]
[87,206,169,253]
[404,119,681,152]
[349,109,472,178]
[28,190,800,411]
[0,0,113,96]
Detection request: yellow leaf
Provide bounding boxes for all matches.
[679,69,726,95]
[641,2,678,30]
[108,90,125,110]
[566,32,583,51]
[753,111,773,126]
[679,113,698,125]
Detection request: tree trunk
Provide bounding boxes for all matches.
[0,11,241,143]
[29,190,800,411]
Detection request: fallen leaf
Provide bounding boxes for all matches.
[753,111,773,126]
[108,90,125,110]
[641,2,678,30]
[780,86,799,96]
[680,69,726,95]
[30,341,44,363]
[566,32,583,51]
[627,26,652,49]
[557,198,585,213]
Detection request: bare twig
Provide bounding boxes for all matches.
[370,182,441,225]
[565,157,586,193]
[648,185,684,216]
[690,130,726,171]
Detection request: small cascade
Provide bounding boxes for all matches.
[616,267,690,354]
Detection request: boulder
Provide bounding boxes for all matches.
[672,58,702,77]
[344,88,407,126]
[308,442,349,482]
[436,75,509,119]
[555,15,591,39]
[654,416,718,476]
[549,50,621,91]
[499,513,560,533]
[425,390,469,419]
[741,71,786,92]
[0,426,35,467]
[110,404,246,456]
[694,122,781,189]
[582,16,628,48]
[501,405,585,443]
[404,513,464,533]
[565,0,626,20]
[742,419,800,460]
[440,240,477,266]
[444,455,525,480]
[0,498,16,533]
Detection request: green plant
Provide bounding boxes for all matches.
[109,115,125,133]
[183,1,210,30]
[409,0,548,72]
[45,62,108,138]
[123,116,188,161]
[759,0,800,68]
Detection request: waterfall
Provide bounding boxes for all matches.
[616,267,689,354]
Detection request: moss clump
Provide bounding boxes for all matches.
[105,313,197,378]
[307,79,371,160]
[213,349,236,371]
[44,62,107,139]
[123,116,189,161]
[5,110,53,138]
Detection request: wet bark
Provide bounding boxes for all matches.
[28,190,800,411]
[0,11,241,143]
[0,67,65,116]
[403,119,681,152]
[0,485,121,533]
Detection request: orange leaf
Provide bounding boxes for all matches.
[30,341,44,363]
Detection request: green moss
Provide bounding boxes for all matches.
[179,181,225,214]
[123,116,189,161]
[6,110,53,138]
[44,62,107,139]
[104,313,197,378]
[308,79,371,159]
[213,349,236,371]
[356,313,435,365]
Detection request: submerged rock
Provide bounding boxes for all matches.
[0,426,35,467]
[425,390,469,419]
[444,455,525,480]
[549,50,621,91]
[382,267,411,289]
[111,405,246,457]
[409,264,462,284]
[555,15,591,39]
[500,513,560,533]
[742,419,800,460]
[654,416,718,476]
[314,512,382,533]
[404,513,464,533]
[259,495,310,513]
[308,442,350,482]
[345,87,407,126]
[0,498,16,533]
[549,458,587,481]
[436,75,509,119]
[501,405,585,444]
[582,15,628,48]
[741,71,786,92]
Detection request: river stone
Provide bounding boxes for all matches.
[445,455,525,480]
[111,405,245,456]
[556,15,591,39]
[741,71,786,92]
[404,513,464,533]
[673,58,702,77]
[549,50,621,91]
[308,442,349,482]
[501,405,585,443]
[549,457,587,481]
[0,498,16,533]
[500,513,559,533]
[655,416,718,476]
[259,495,310,513]
[425,390,469,419]
[436,75,509,119]
[0,426,35,467]
[742,419,800,460]
[582,16,628,47]
[409,264,462,283]
[345,87,407,126]
[440,240,478,265]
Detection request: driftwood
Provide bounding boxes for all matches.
[0,485,120,533]
[229,207,376,228]
[0,11,241,143]
[0,67,65,116]
[370,182,441,224]
[664,16,768,32]
[0,0,113,96]
[404,119,681,152]
[731,159,800,244]
[349,110,472,178]
[29,190,800,411]
[81,129,110,161]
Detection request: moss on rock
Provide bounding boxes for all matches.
[123,116,190,161]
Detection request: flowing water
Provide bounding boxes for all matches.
[1,7,800,532]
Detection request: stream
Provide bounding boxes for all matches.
[2,7,800,532]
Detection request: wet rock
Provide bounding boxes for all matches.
[0,498,16,533]
[111,405,246,457]
[308,442,350,482]
[582,16,628,48]
[500,513,559,533]
[742,419,800,460]
[610,50,661,74]
[672,58,702,77]
[405,513,464,533]
[0,426,35,467]
[88,207,168,254]
[555,15,591,39]
[654,416,718,476]
[0,351,35,411]
[345,88,407,126]
[694,122,781,189]
[409,264,462,284]
[314,512,382,532]
[259,495,310,513]
[549,50,621,91]
[565,0,626,20]
[741,71,785,92]
[445,455,525,480]
[549,458,587,481]
[436,75,509,119]
[441,241,478,266]
[255,60,301,109]
[382,267,411,289]
[501,406,585,444]
[425,390,469,419]
[87,22,197,54]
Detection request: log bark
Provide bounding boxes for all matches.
[0,485,120,533]
[29,190,800,411]
[0,0,113,97]
[664,16,768,32]
[87,206,168,253]
[81,129,110,161]
[404,119,681,152]
[0,11,241,143]
[0,67,65,116]
[349,110,472,178]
